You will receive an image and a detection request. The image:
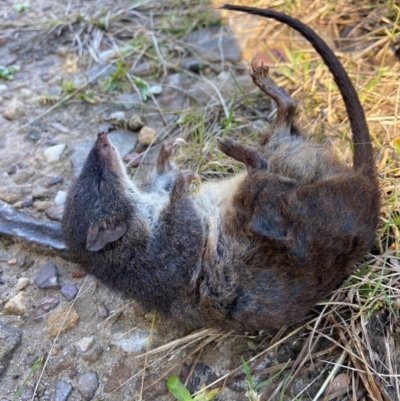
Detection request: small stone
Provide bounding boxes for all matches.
[44,143,66,163]
[47,306,80,338]
[104,362,131,393]
[34,262,59,289]
[6,165,17,175]
[127,115,143,131]
[20,88,32,98]
[39,296,60,312]
[45,205,64,221]
[33,200,53,212]
[47,346,76,374]
[7,258,17,265]
[77,336,94,353]
[54,190,67,206]
[112,328,151,353]
[46,175,64,187]
[16,277,30,291]
[0,83,8,93]
[55,381,72,401]
[0,321,22,376]
[77,371,99,401]
[109,111,126,128]
[0,186,30,204]
[25,127,41,142]
[138,126,156,146]
[4,291,29,315]
[60,282,78,301]
[20,195,33,208]
[82,344,103,363]
[97,302,108,318]
[4,100,26,120]
[149,85,163,95]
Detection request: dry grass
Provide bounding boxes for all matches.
[10,0,399,399]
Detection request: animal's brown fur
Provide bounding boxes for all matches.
[62,6,380,332]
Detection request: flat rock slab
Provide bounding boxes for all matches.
[0,200,65,254]
[0,320,23,376]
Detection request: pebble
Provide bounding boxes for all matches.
[97,302,108,318]
[44,143,66,163]
[16,277,30,291]
[60,282,78,301]
[4,100,26,120]
[45,205,64,221]
[47,306,80,338]
[77,371,99,401]
[0,84,8,92]
[112,328,151,353]
[82,344,103,363]
[138,126,156,146]
[0,186,30,204]
[47,346,76,374]
[6,165,16,175]
[46,175,64,187]
[128,115,143,131]
[0,321,23,376]
[54,381,72,401]
[4,291,29,315]
[149,85,163,95]
[19,195,34,208]
[39,296,60,312]
[33,200,53,212]
[76,336,94,353]
[54,190,67,206]
[109,111,126,127]
[34,262,59,289]
[103,361,131,393]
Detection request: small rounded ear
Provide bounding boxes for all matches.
[86,221,127,252]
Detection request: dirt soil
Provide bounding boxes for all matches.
[0,1,398,401]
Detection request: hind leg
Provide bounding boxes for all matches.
[250,62,296,146]
[157,137,186,174]
[217,137,267,169]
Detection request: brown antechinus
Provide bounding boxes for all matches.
[62,5,380,331]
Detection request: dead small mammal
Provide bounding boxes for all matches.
[62,5,380,331]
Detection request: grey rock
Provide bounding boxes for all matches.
[6,165,17,175]
[184,28,241,63]
[76,336,94,353]
[77,371,99,401]
[4,100,26,120]
[39,296,60,312]
[45,205,64,221]
[0,200,66,253]
[44,143,66,163]
[55,381,72,401]
[82,344,103,363]
[60,282,78,301]
[20,195,33,208]
[47,346,76,374]
[34,262,59,289]
[46,175,64,187]
[25,127,41,142]
[87,62,115,83]
[97,302,108,318]
[0,320,23,376]
[115,93,141,110]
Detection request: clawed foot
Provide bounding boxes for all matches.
[217,137,267,169]
[157,137,187,174]
[170,170,201,201]
[250,58,296,141]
